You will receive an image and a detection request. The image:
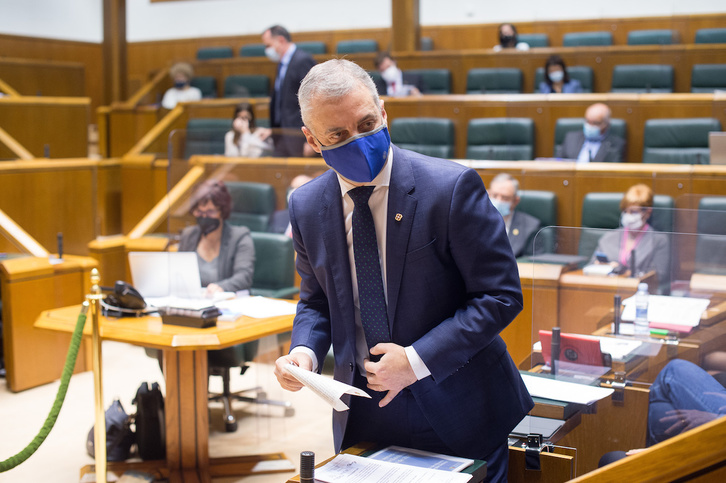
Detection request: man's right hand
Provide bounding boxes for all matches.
[274,353,313,391]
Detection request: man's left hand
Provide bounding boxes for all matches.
[364,343,417,408]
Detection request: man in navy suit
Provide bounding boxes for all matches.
[262,25,316,157]
[274,59,533,481]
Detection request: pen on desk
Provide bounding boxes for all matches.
[649,328,673,339]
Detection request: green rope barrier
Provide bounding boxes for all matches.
[0,305,88,472]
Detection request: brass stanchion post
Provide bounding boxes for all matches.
[88,268,107,483]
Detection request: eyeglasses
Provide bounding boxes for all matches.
[624,207,645,215]
[193,208,220,217]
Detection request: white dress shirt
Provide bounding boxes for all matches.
[577,139,602,163]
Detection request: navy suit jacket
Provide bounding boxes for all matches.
[288,145,533,458]
[270,47,316,129]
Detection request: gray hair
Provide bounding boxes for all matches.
[491,173,520,196]
[298,59,380,129]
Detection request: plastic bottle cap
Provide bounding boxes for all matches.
[638,282,648,292]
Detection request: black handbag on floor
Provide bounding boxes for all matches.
[86,399,135,461]
[132,381,166,461]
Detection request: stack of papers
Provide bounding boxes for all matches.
[521,373,613,405]
[621,295,710,333]
[215,296,297,320]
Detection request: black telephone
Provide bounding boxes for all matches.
[101,281,148,318]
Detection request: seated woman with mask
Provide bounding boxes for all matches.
[224,103,274,157]
[590,184,670,289]
[161,62,202,109]
[179,180,255,295]
[539,55,583,94]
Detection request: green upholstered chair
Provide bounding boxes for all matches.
[643,118,722,165]
[695,197,726,275]
[553,118,627,157]
[627,29,677,46]
[610,65,674,93]
[390,118,455,159]
[690,64,726,93]
[518,33,549,48]
[225,181,277,232]
[466,68,523,94]
[197,46,233,60]
[404,68,451,94]
[466,118,534,160]
[517,190,558,254]
[223,75,270,98]
[239,44,266,57]
[190,76,218,98]
[184,118,231,159]
[336,39,378,54]
[694,28,726,44]
[534,66,593,93]
[421,37,434,51]
[562,31,614,47]
[297,41,327,55]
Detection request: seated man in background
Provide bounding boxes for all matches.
[556,103,626,163]
[161,62,202,109]
[489,173,542,258]
[493,23,530,51]
[373,51,424,97]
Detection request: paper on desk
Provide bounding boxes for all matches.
[621,295,709,329]
[215,295,297,320]
[283,364,370,412]
[314,453,472,483]
[522,373,613,405]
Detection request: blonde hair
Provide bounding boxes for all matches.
[621,184,654,211]
[169,62,194,81]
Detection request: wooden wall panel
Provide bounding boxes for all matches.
[0,57,85,98]
[0,33,103,111]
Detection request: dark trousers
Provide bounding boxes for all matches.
[342,370,510,482]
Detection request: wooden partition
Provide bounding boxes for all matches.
[0,96,90,159]
[0,57,85,98]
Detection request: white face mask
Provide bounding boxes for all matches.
[381,65,400,84]
[265,46,280,62]
[621,212,645,230]
[548,70,564,83]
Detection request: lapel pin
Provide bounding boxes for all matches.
[513,228,520,236]
[395,213,403,222]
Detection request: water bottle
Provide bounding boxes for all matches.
[634,283,649,336]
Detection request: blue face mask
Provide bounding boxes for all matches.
[174,80,188,90]
[491,198,512,217]
[583,123,604,141]
[318,124,391,183]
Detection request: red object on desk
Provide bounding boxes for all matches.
[539,330,604,366]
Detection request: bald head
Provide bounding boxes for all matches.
[585,103,611,133]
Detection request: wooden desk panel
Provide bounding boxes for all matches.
[0,57,85,98]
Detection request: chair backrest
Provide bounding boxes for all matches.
[627,29,676,46]
[518,190,558,253]
[249,232,297,298]
[184,118,230,159]
[239,44,266,57]
[694,28,726,44]
[643,118,722,165]
[562,31,613,47]
[695,197,726,275]
[190,76,217,98]
[466,118,534,160]
[553,118,627,156]
[578,192,675,257]
[404,68,451,94]
[420,37,434,51]
[518,33,549,48]
[297,41,327,55]
[223,75,270,98]
[611,65,674,93]
[336,39,378,54]
[534,66,593,93]
[466,68,523,94]
[197,46,233,60]
[390,118,455,159]
[225,181,277,232]
[690,64,726,93]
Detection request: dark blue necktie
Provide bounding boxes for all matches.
[349,186,390,354]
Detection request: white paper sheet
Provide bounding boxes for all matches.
[521,373,613,405]
[314,454,472,483]
[621,295,709,328]
[284,364,370,412]
[215,295,297,319]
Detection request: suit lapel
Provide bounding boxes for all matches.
[593,137,611,163]
[386,146,417,326]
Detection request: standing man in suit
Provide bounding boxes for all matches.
[556,103,626,163]
[489,173,542,258]
[373,51,424,97]
[273,59,533,482]
[262,25,316,157]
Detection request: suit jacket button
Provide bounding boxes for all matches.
[349,362,354,372]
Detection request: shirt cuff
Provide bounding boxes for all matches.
[290,346,319,373]
[405,345,431,380]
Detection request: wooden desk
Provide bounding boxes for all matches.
[35,303,295,481]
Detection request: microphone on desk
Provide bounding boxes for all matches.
[551,327,561,376]
[57,232,63,260]
[300,451,315,483]
[629,249,637,278]
[613,294,622,335]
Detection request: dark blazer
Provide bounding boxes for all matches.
[178,222,255,292]
[288,144,533,459]
[373,72,425,96]
[556,130,626,163]
[270,47,316,129]
[509,210,543,257]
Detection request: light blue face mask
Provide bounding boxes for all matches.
[583,123,604,141]
[318,124,391,183]
[491,198,512,217]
